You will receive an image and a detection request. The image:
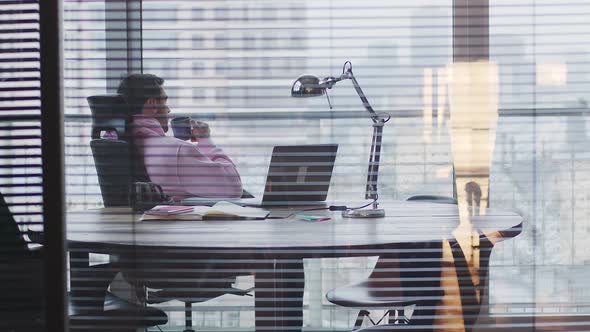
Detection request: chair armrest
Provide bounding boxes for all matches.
[27,230,44,245]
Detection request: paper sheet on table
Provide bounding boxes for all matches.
[194,201,269,220]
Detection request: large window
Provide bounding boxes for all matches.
[59,0,590,331]
[488,0,590,315]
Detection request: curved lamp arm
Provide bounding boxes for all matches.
[340,61,383,123]
[333,62,386,203]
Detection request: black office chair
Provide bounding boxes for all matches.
[88,94,254,205]
[146,281,253,332]
[115,251,253,332]
[112,250,253,332]
[326,242,484,332]
[325,196,456,331]
[69,262,169,332]
[88,94,252,332]
[88,94,150,207]
[0,190,168,332]
[406,164,458,205]
[346,229,520,332]
[326,241,445,331]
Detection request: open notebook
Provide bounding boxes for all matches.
[140,201,270,221]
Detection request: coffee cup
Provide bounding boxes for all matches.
[171,116,192,141]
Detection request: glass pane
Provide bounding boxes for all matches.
[59,1,590,332]
[489,0,590,318]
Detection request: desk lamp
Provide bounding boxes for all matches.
[291,61,389,218]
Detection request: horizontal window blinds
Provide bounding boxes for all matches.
[0,0,42,213]
[61,1,590,332]
[138,0,455,210]
[0,0,45,330]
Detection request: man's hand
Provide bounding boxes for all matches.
[190,120,210,142]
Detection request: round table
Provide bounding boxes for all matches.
[67,201,523,332]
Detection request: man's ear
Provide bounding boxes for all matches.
[142,98,158,115]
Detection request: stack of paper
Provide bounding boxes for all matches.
[140,202,269,221]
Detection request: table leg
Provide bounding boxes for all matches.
[69,250,93,309]
[450,234,495,332]
[254,259,305,332]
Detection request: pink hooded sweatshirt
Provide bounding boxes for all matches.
[131,115,243,200]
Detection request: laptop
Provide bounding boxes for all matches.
[182,144,338,208]
[255,144,338,207]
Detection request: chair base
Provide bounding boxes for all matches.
[353,309,411,331]
[69,291,168,331]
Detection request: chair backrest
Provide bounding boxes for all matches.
[87,94,128,139]
[87,95,149,206]
[90,139,143,206]
[0,191,29,257]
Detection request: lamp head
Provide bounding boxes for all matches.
[291,75,326,98]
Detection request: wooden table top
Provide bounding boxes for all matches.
[66,201,523,252]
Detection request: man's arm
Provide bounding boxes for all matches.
[176,141,243,198]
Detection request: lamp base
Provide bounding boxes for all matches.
[342,208,385,218]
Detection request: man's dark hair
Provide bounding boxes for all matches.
[117,74,165,115]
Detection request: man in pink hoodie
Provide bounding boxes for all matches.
[116,75,304,329]
[117,74,243,200]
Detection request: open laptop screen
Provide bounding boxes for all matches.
[262,144,338,205]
